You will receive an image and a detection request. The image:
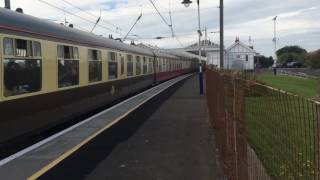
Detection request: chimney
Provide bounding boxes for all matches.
[5,0,10,9]
[235,37,240,43]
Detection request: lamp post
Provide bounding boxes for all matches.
[182,0,204,95]
[272,16,278,75]
[219,0,224,69]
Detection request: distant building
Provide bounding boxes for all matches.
[170,40,220,66]
[225,37,259,70]
[168,37,259,70]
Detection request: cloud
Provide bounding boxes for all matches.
[1,0,319,56]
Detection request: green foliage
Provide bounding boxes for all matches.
[276,46,307,57]
[256,74,317,98]
[278,52,306,64]
[246,95,317,179]
[276,46,307,65]
[306,49,320,69]
[254,56,274,68]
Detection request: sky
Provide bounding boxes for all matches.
[1,0,320,57]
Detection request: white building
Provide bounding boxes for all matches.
[225,38,258,70]
[168,38,259,70]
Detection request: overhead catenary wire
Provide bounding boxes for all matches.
[38,0,124,36]
[39,0,204,48]
[168,0,184,48]
[59,0,123,32]
[147,0,184,48]
[123,11,143,40]
[148,0,170,26]
[168,0,174,38]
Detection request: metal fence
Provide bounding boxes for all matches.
[205,70,320,180]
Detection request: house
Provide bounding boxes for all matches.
[225,38,259,70]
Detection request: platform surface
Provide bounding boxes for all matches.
[40,75,225,180]
[0,74,192,180]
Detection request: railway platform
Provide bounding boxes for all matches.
[0,74,224,180]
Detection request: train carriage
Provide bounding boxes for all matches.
[0,7,197,149]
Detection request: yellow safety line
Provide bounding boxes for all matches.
[27,97,152,180]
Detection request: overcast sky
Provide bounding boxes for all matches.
[1,0,319,56]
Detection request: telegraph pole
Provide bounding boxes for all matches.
[219,0,224,69]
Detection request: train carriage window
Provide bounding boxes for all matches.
[159,59,162,72]
[127,55,133,76]
[108,52,118,80]
[148,58,153,73]
[57,45,79,88]
[3,38,14,56]
[143,57,147,74]
[136,56,141,75]
[88,49,102,83]
[3,38,42,97]
[32,41,41,57]
[120,54,125,75]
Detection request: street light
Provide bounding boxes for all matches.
[181,0,192,8]
[272,16,278,75]
[182,0,204,95]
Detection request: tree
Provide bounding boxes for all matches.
[276,46,307,57]
[276,46,307,65]
[254,56,274,68]
[307,49,320,69]
[278,52,306,64]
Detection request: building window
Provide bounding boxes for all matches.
[136,56,141,75]
[3,38,42,97]
[148,58,153,73]
[245,55,249,62]
[236,54,241,59]
[127,54,133,76]
[143,57,147,74]
[88,49,102,83]
[57,45,79,88]
[108,52,118,80]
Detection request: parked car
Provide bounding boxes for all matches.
[286,62,302,68]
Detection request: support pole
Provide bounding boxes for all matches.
[219,0,224,69]
[273,16,278,75]
[197,0,204,95]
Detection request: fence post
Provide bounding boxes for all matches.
[317,79,320,101]
[316,104,320,180]
[235,77,248,180]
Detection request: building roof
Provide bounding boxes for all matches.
[226,40,258,54]
[188,40,219,48]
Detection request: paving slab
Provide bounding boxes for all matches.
[0,74,191,180]
[39,75,225,180]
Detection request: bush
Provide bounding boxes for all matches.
[254,56,274,68]
[307,49,320,69]
[278,52,306,65]
[276,46,307,65]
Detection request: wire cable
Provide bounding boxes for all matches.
[38,0,124,36]
[123,12,143,40]
[148,0,170,26]
[59,0,122,31]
